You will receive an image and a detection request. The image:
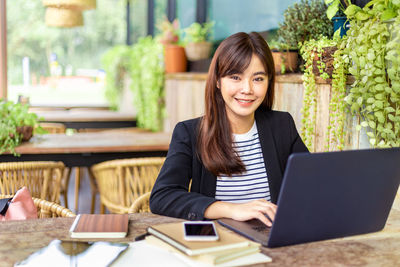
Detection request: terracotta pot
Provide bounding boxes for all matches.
[164,44,187,73]
[184,41,212,61]
[9,126,33,141]
[271,51,298,74]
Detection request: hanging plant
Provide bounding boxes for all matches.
[300,37,338,151]
[129,36,165,132]
[101,45,132,110]
[326,38,349,151]
[300,36,349,151]
[343,1,400,147]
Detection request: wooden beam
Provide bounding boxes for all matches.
[0,0,7,99]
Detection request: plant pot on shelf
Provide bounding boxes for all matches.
[164,44,187,73]
[184,41,212,61]
[271,51,298,74]
[332,16,350,37]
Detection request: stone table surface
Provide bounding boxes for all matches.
[1,210,400,267]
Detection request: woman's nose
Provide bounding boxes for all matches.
[240,79,252,94]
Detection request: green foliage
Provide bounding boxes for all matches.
[343,1,400,147]
[0,100,44,155]
[157,18,181,45]
[183,22,214,43]
[278,0,334,49]
[300,37,348,151]
[7,0,127,84]
[129,37,165,132]
[326,39,349,150]
[325,0,350,19]
[101,46,133,110]
[101,37,165,132]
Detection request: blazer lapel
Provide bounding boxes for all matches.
[255,110,283,203]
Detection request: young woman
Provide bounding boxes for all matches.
[150,32,308,226]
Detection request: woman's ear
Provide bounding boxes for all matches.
[216,80,220,89]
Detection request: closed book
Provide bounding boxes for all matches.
[69,214,129,238]
[145,235,260,265]
[147,222,251,256]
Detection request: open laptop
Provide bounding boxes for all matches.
[218,148,400,248]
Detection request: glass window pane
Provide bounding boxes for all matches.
[177,0,196,29]
[7,0,143,108]
[208,0,299,41]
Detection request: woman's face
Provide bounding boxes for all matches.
[219,54,269,127]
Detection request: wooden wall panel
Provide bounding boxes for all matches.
[163,73,368,152]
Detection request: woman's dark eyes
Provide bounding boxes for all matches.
[230,75,240,80]
[254,77,264,82]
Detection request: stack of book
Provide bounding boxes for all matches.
[146,221,271,266]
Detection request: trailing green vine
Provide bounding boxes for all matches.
[129,36,165,132]
[101,46,133,110]
[102,37,165,132]
[344,2,400,147]
[326,39,349,151]
[300,37,338,151]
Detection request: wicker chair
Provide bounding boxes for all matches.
[33,197,76,218]
[129,191,151,213]
[0,194,75,218]
[39,123,72,209]
[91,157,165,214]
[0,161,64,203]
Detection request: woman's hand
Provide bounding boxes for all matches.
[204,199,277,226]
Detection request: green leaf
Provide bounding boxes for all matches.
[361,121,368,127]
[327,4,340,20]
[368,121,376,129]
[344,4,360,17]
[381,9,397,21]
[355,11,371,21]
[356,125,362,131]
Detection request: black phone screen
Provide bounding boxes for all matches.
[184,223,217,236]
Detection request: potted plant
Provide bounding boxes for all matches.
[325,0,371,37]
[157,18,186,73]
[277,0,334,73]
[268,39,298,74]
[0,100,45,155]
[183,21,214,61]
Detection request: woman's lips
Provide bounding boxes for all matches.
[235,98,255,106]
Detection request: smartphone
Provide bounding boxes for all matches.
[183,221,219,241]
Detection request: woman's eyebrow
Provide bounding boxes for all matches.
[253,71,267,76]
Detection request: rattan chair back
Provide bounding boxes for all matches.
[129,191,150,213]
[0,161,65,203]
[0,194,75,218]
[91,157,165,214]
[33,197,76,218]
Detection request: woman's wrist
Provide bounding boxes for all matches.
[204,201,235,219]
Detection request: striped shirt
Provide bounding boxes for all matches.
[215,122,271,203]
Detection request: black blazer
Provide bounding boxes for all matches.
[150,108,308,221]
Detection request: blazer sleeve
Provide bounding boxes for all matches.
[150,121,217,220]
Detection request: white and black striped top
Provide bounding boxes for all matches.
[215,122,271,203]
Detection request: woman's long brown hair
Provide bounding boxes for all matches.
[197,32,275,177]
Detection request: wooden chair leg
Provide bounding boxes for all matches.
[62,168,71,209]
[88,169,98,214]
[74,167,81,213]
